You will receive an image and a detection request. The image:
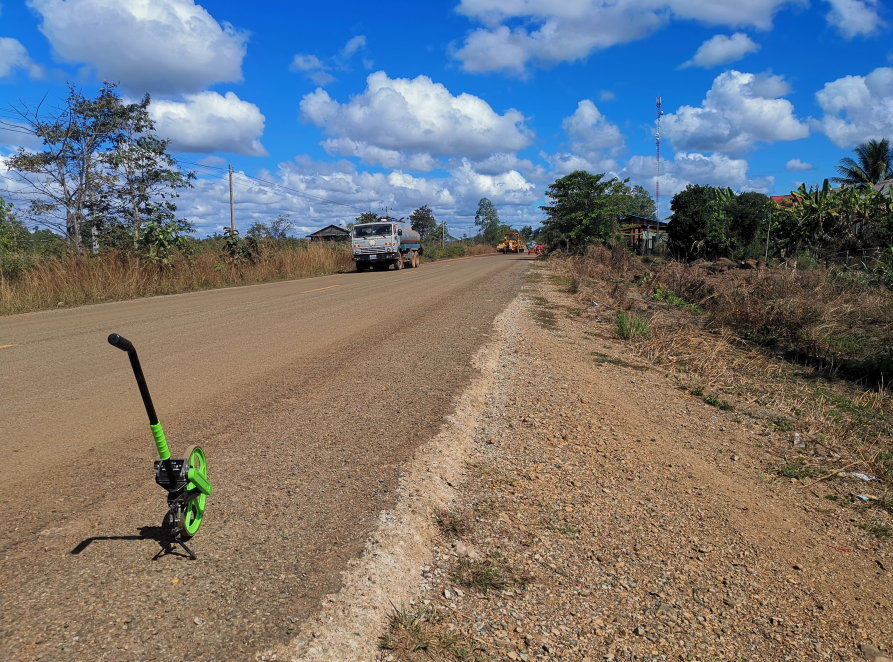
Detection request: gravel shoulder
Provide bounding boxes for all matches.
[306,263,890,662]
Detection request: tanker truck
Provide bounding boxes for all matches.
[351,217,422,271]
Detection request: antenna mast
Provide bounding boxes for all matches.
[654,96,663,252]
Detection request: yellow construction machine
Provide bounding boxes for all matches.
[497,231,524,253]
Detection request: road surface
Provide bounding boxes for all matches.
[0,253,530,661]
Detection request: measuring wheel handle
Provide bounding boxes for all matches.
[108,333,214,554]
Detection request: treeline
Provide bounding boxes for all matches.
[668,182,893,265]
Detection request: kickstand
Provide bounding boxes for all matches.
[153,527,197,561]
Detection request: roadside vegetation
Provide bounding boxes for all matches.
[529,139,893,516]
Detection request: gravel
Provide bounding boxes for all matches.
[378,266,891,662]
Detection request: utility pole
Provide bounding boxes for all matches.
[228,164,235,233]
[654,96,663,254]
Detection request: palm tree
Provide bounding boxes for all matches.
[832,138,893,187]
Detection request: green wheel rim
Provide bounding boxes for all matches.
[183,446,208,537]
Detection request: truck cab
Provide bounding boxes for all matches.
[351,218,422,271]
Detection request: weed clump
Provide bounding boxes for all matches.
[615,310,651,341]
[777,462,825,480]
[434,509,468,538]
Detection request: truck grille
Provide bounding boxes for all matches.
[355,246,389,255]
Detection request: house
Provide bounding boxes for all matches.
[619,215,668,252]
[306,224,351,243]
[873,178,893,196]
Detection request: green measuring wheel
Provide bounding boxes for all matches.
[181,445,209,539]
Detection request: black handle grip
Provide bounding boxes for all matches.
[108,333,134,352]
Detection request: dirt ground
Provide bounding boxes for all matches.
[0,255,530,662]
[286,263,891,662]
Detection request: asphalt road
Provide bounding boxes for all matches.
[0,253,530,661]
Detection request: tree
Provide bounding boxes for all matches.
[540,170,634,247]
[832,138,893,188]
[98,93,194,251]
[5,83,127,261]
[519,225,534,241]
[474,198,501,243]
[667,184,730,259]
[627,185,657,219]
[725,191,774,257]
[3,84,194,259]
[355,211,379,225]
[0,196,25,254]
[410,205,437,239]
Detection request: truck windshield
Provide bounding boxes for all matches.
[353,224,392,238]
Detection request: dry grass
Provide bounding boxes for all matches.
[0,244,354,315]
[550,248,893,493]
[377,603,485,662]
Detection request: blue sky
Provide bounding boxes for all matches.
[0,0,890,237]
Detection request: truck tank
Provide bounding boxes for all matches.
[395,222,421,246]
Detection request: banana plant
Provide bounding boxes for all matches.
[792,179,838,244]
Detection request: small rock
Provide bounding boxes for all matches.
[193,617,205,626]
[635,626,645,636]
[57,301,66,307]
[443,589,452,599]
[793,433,805,449]
[732,454,739,461]
[860,644,891,662]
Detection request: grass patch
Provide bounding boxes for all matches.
[650,283,705,315]
[472,497,505,518]
[777,462,825,480]
[704,394,735,410]
[615,310,651,341]
[434,509,468,538]
[860,521,893,538]
[451,557,527,594]
[689,386,704,396]
[378,603,481,661]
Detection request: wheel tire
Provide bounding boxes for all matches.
[180,445,208,540]
[406,251,416,268]
[394,255,403,270]
[413,251,419,268]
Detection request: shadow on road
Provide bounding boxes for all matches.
[70,525,186,558]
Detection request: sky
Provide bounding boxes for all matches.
[0,0,890,238]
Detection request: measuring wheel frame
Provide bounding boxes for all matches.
[107,333,214,559]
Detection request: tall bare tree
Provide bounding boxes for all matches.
[4,84,125,261]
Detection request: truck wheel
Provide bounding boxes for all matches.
[394,255,403,270]
[406,250,416,268]
[413,251,419,268]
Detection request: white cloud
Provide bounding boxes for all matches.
[28,0,247,95]
[341,35,366,58]
[662,70,808,154]
[290,35,369,87]
[150,91,267,156]
[453,0,806,75]
[0,37,44,78]
[299,71,533,166]
[624,151,774,205]
[824,0,884,38]
[176,155,543,238]
[290,54,326,72]
[813,66,893,147]
[680,33,760,69]
[599,90,616,102]
[563,100,624,157]
[785,158,814,171]
[199,155,227,166]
